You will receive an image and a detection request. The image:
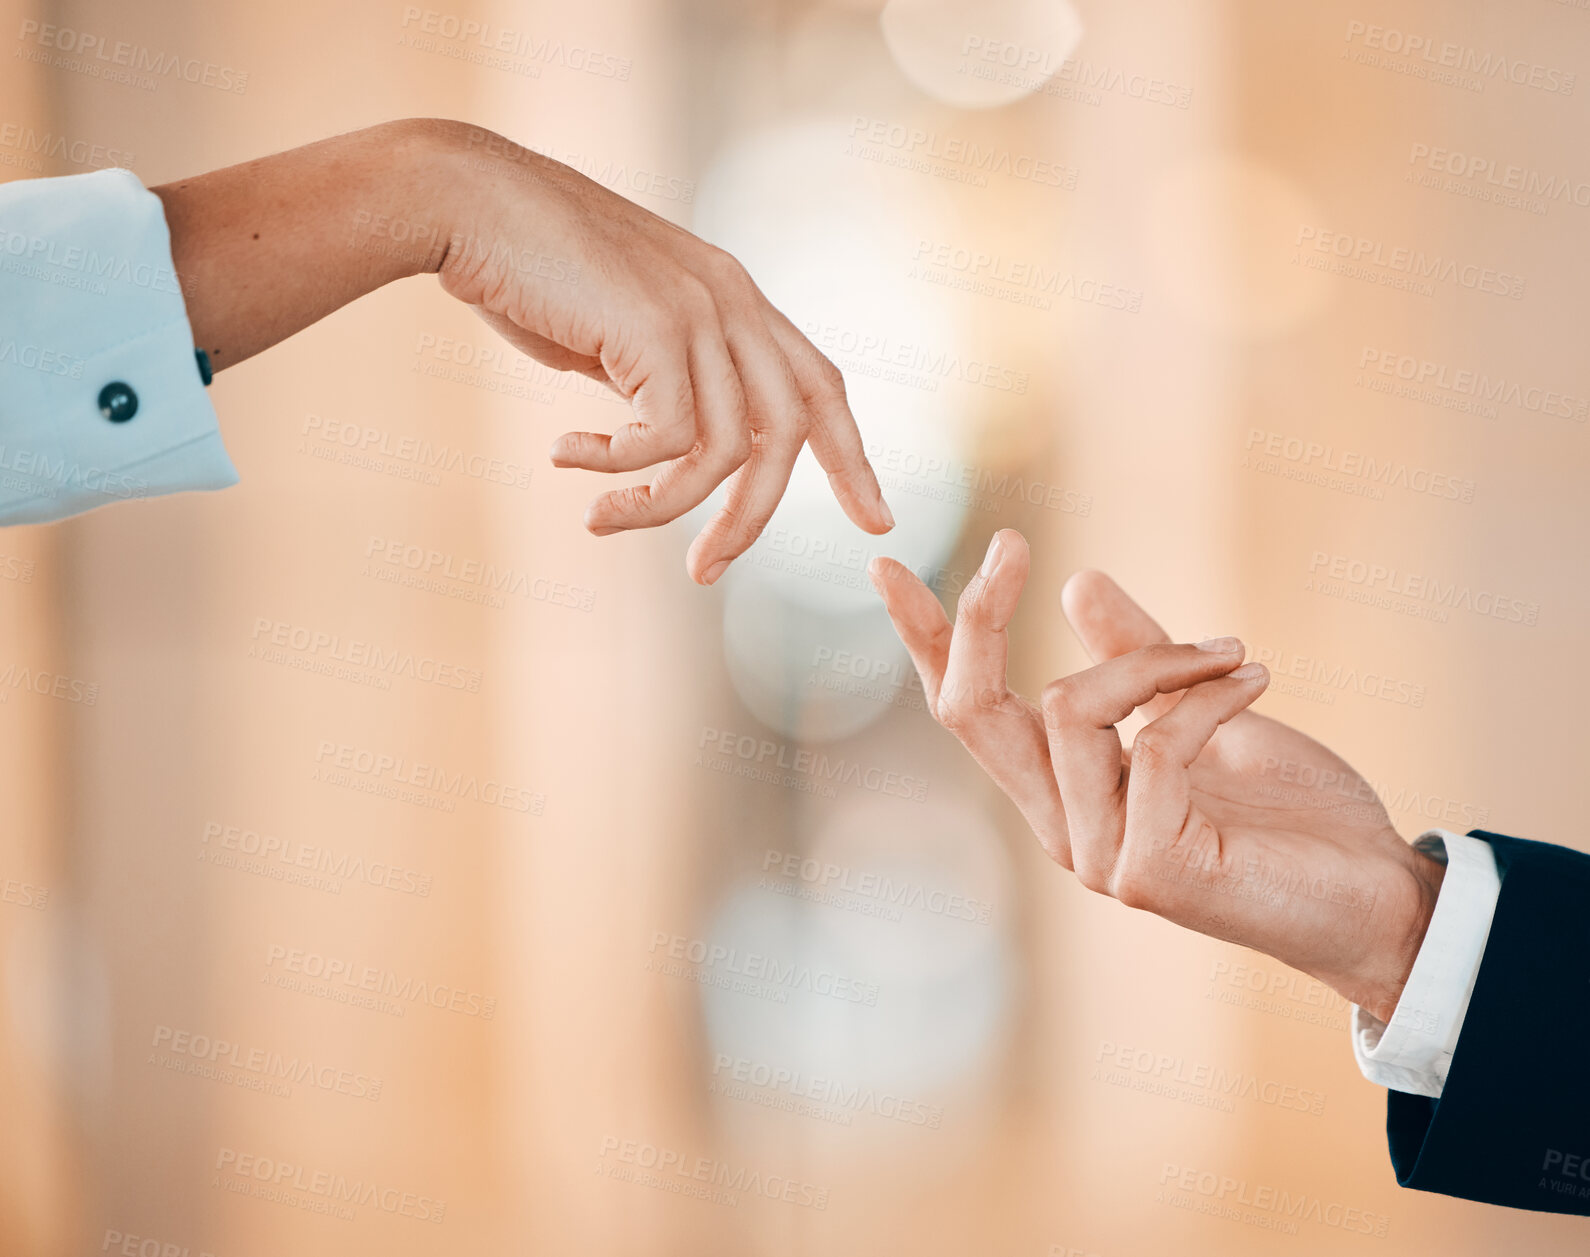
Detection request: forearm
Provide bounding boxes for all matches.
[151,118,465,370]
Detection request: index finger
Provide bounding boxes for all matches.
[763,307,894,536]
[868,556,950,706]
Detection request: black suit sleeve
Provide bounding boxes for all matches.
[1386,832,1590,1214]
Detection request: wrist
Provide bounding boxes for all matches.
[1348,841,1446,1024]
[366,118,477,279]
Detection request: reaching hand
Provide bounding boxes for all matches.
[869,529,1445,1022]
[155,119,893,585]
[435,125,895,585]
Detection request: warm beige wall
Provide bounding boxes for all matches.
[1,1,1586,1255]
[0,3,76,1251]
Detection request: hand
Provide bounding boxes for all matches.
[155,119,892,586]
[431,124,894,584]
[869,529,1446,1022]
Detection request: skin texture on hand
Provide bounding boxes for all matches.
[870,529,1446,1024]
[151,118,893,584]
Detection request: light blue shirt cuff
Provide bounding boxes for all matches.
[0,167,237,526]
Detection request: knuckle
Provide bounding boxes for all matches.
[672,274,719,324]
[934,687,972,734]
[635,299,689,348]
[1071,853,1112,897]
[934,692,964,732]
[1111,863,1155,911]
[1036,832,1072,870]
[936,680,1002,733]
[812,354,848,400]
[1130,727,1171,768]
[953,580,988,625]
[701,245,753,292]
[1040,678,1077,730]
[724,428,753,467]
[603,484,652,523]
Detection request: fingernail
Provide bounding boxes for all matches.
[978,533,1004,578]
[703,559,731,586]
[1195,636,1241,653]
[878,498,896,529]
[1230,662,1267,681]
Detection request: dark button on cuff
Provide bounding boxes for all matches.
[98,381,138,423]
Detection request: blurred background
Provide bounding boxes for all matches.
[2,0,1588,1252]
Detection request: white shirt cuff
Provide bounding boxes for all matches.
[0,167,237,526]
[1350,829,1501,1098]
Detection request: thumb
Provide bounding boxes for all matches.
[1061,570,1172,663]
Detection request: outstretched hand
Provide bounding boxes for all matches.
[155,119,893,585]
[869,530,1444,1022]
[436,126,895,584]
